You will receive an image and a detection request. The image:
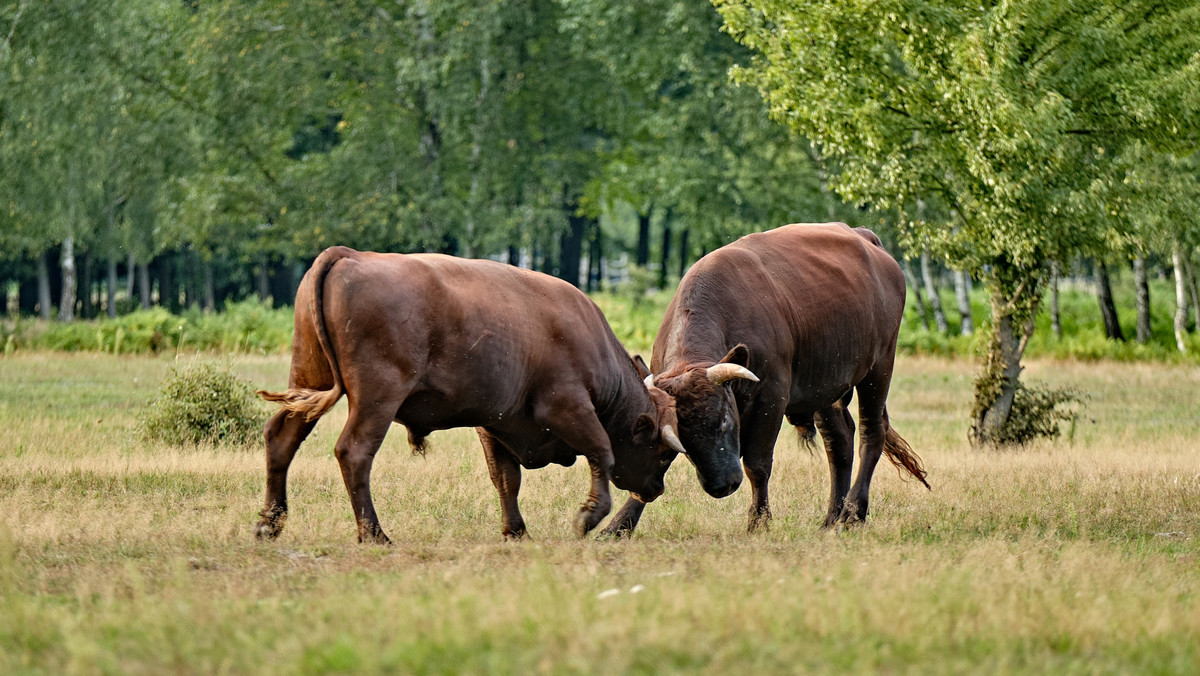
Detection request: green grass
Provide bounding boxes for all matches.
[1,353,1197,674]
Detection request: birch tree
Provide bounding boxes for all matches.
[716,0,1200,443]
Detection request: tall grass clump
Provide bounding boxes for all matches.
[138,360,268,445]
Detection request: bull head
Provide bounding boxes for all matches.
[642,344,757,499]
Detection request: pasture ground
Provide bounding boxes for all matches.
[1,353,1197,674]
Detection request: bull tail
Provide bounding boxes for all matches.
[257,247,353,422]
[882,424,930,490]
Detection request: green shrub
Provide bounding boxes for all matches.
[995,384,1083,445]
[138,360,268,446]
[8,300,294,354]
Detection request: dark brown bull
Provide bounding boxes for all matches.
[602,223,929,536]
[256,246,684,544]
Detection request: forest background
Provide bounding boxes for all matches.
[3,1,1200,442]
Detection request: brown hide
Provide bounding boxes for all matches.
[257,246,677,543]
[604,223,928,536]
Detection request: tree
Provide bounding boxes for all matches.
[562,0,853,278]
[716,0,1200,443]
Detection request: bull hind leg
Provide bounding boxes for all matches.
[838,372,893,525]
[813,400,855,529]
[333,398,402,544]
[256,409,318,540]
[478,429,527,540]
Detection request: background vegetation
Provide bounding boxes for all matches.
[3,1,1199,443]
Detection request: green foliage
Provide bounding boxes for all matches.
[591,289,672,356]
[137,360,267,446]
[4,300,293,354]
[970,377,1082,446]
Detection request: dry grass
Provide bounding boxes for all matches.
[1,353,1198,674]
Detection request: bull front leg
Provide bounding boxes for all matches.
[478,429,527,540]
[543,399,614,537]
[574,455,614,537]
[741,409,785,533]
[600,496,647,537]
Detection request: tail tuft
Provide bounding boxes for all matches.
[258,386,341,422]
[883,426,930,490]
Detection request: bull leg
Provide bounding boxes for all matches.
[333,399,398,544]
[255,409,318,540]
[838,371,893,525]
[543,401,615,537]
[814,401,855,529]
[478,429,527,540]
[599,496,647,538]
[742,409,785,533]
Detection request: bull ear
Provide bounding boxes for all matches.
[708,344,758,385]
[632,355,651,380]
[719,343,750,367]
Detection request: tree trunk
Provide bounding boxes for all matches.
[586,220,602,293]
[636,211,651,267]
[953,269,974,336]
[268,258,297,307]
[58,237,76,322]
[677,228,690,279]
[256,258,271,303]
[202,260,215,312]
[1133,256,1151,344]
[1096,260,1124,341]
[107,257,118,318]
[1185,252,1200,331]
[157,255,178,312]
[658,213,673,289]
[557,210,586,289]
[1050,261,1062,339]
[37,251,52,320]
[126,251,136,299]
[137,263,151,309]
[920,252,948,334]
[79,253,94,319]
[1173,245,1189,352]
[902,259,930,330]
[19,262,39,315]
[970,265,1042,445]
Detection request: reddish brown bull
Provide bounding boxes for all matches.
[256,246,684,544]
[603,223,929,536]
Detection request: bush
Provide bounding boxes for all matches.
[996,384,1084,445]
[138,360,268,446]
[6,300,294,354]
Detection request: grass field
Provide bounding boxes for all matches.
[1,352,1198,674]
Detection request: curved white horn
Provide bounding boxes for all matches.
[661,424,688,455]
[644,374,656,389]
[707,363,759,385]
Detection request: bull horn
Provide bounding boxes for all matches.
[662,424,688,455]
[707,363,759,385]
[644,374,656,389]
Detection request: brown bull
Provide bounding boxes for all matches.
[603,223,929,536]
[256,246,684,544]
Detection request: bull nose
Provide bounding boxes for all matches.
[703,477,741,499]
